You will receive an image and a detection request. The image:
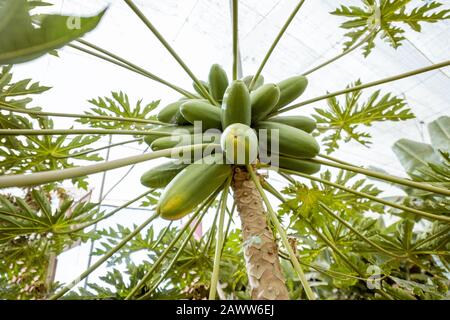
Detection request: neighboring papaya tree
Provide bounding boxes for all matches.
[0,0,449,300]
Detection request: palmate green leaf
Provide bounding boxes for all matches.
[0,116,102,189]
[313,81,414,154]
[0,189,100,242]
[78,91,159,130]
[0,65,50,109]
[332,0,450,56]
[428,116,450,154]
[0,0,107,65]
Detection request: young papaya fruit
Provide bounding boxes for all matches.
[255,121,320,158]
[221,80,251,128]
[242,74,264,90]
[140,161,189,189]
[157,100,190,125]
[180,99,222,130]
[208,64,229,102]
[150,133,221,151]
[221,123,258,165]
[144,126,195,146]
[266,116,316,133]
[193,80,211,99]
[275,76,308,110]
[158,154,231,220]
[250,83,280,122]
[278,156,321,175]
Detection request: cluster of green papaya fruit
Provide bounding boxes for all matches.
[140,64,321,220]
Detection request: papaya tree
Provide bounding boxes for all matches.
[0,0,449,300]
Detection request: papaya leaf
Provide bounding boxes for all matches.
[428,116,450,154]
[313,80,414,154]
[0,0,107,65]
[392,139,440,173]
[332,0,450,57]
[79,91,159,130]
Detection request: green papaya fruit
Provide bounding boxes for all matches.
[275,76,308,110]
[157,100,190,125]
[242,74,264,90]
[255,121,320,158]
[208,64,229,102]
[144,126,195,146]
[221,80,251,128]
[180,99,222,130]
[250,83,280,122]
[158,154,231,220]
[140,161,189,189]
[266,116,316,133]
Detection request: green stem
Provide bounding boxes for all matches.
[318,153,356,167]
[0,101,167,126]
[71,42,196,99]
[0,144,218,189]
[123,0,216,105]
[410,226,450,251]
[274,59,450,115]
[139,202,211,300]
[266,183,394,299]
[302,30,377,76]
[248,0,307,91]
[125,190,218,299]
[0,128,171,137]
[307,158,450,197]
[55,190,154,234]
[209,179,231,300]
[246,165,316,300]
[221,202,236,256]
[49,212,159,300]
[53,139,141,159]
[278,169,450,224]
[319,202,407,259]
[232,0,238,81]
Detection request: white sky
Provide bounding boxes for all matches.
[8,0,450,292]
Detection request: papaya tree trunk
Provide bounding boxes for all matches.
[231,167,289,300]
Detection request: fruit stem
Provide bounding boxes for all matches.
[278,169,450,223]
[49,211,159,300]
[52,138,142,159]
[0,144,219,189]
[306,157,450,197]
[247,165,316,300]
[248,0,307,91]
[0,101,168,126]
[232,0,239,81]
[139,201,212,300]
[302,30,377,76]
[70,42,196,99]
[319,202,407,258]
[125,190,220,299]
[209,178,231,300]
[123,0,218,106]
[55,189,154,234]
[273,60,450,115]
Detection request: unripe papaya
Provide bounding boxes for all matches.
[180,99,222,130]
[255,121,320,158]
[266,116,316,133]
[220,123,258,165]
[242,74,264,90]
[209,64,229,102]
[140,161,189,189]
[150,133,221,151]
[158,154,231,220]
[275,76,308,110]
[250,83,280,122]
[144,126,195,146]
[221,80,251,128]
[278,156,321,175]
[157,100,190,125]
[193,80,211,99]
